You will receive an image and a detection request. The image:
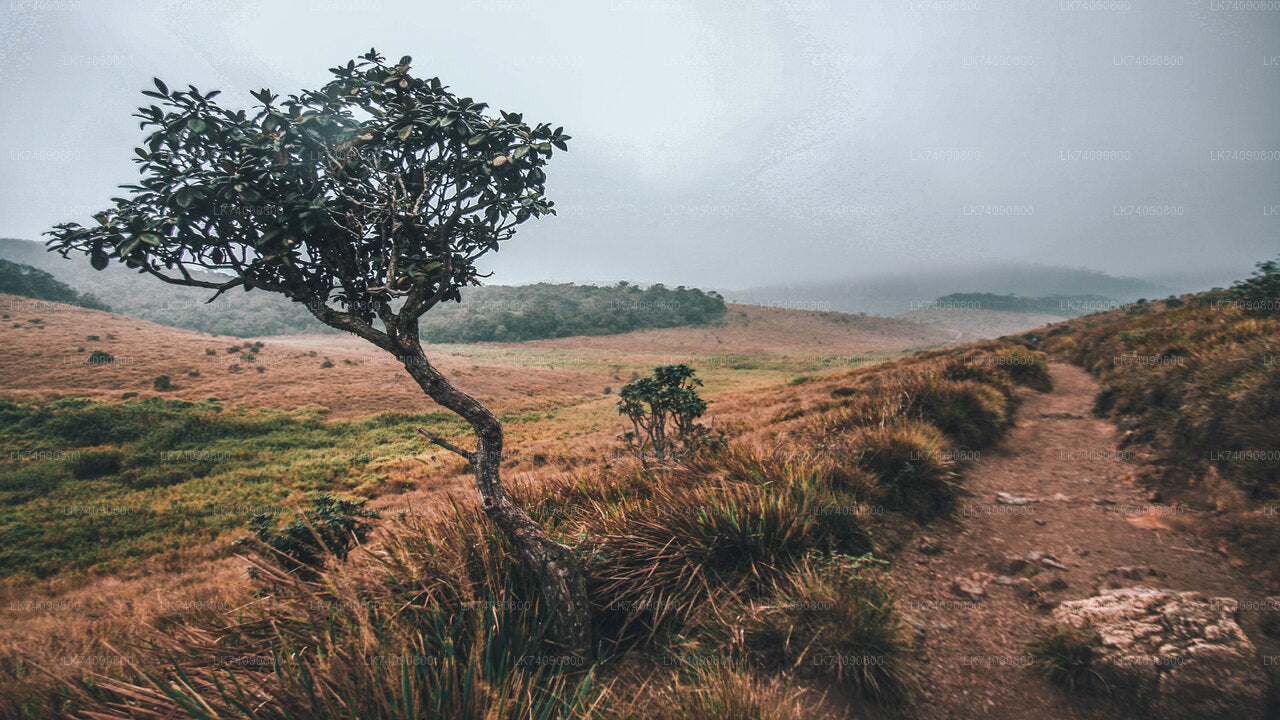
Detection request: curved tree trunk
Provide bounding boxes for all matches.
[396,339,592,659]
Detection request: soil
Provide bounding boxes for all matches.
[891,362,1280,719]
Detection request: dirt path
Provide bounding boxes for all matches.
[892,362,1279,719]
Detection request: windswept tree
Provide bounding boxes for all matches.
[45,49,590,655]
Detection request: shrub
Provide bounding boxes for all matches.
[86,350,113,365]
[187,370,200,377]
[227,346,240,353]
[321,358,335,368]
[85,335,99,341]
[237,494,378,577]
[152,375,173,391]
[67,449,124,479]
[205,348,216,355]
[618,364,721,468]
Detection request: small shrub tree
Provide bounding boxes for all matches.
[617,364,718,468]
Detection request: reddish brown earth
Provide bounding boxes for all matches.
[892,362,1280,718]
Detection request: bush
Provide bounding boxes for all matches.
[617,364,721,468]
[205,348,216,355]
[152,375,173,391]
[67,449,124,479]
[238,494,378,577]
[320,358,335,368]
[86,350,113,365]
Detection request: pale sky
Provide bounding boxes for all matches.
[2,0,1277,290]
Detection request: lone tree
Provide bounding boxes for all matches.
[45,49,590,655]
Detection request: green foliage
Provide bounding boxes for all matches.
[66,449,123,479]
[45,49,568,333]
[238,493,378,577]
[151,374,172,391]
[931,292,1116,317]
[0,258,109,310]
[617,364,720,468]
[85,350,113,365]
[1227,256,1280,316]
[420,282,727,343]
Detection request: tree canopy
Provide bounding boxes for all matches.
[46,48,569,346]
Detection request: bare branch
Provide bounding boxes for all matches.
[416,426,474,463]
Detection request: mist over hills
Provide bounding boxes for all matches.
[727,263,1178,317]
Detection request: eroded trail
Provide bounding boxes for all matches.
[892,362,1278,719]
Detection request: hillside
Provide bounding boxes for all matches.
[0,239,730,342]
[0,259,108,312]
[0,296,950,420]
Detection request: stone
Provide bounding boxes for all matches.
[988,554,1029,575]
[1027,551,1068,570]
[996,491,1036,505]
[1047,587,1267,719]
[951,575,989,601]
[1045,577,1069,592]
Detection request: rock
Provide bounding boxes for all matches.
[1112,566,1162,581]
[1027,551,1068,570]
[1011,578,1041,604]
[1047,587,1267,719]
[1099,566,1163,590]
[1034,519,1047,526]
[988,554,1030,576]
[1051,492,1072,502]
[996,491,1035,505]
[1091,497,1116,506]
[917,536,943,555]
[994,575,1020,586]
[1044,577,1069,592]
[951,575,990,601]
[1146,490,1162,503]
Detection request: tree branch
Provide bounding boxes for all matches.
[416,426,474,463]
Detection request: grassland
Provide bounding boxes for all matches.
[1,329,1052,718]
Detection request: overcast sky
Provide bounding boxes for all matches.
[2,0,1277,290]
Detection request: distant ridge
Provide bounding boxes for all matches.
[728,263,1176,317]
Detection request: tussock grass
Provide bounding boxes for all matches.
[1027,624,1108,695]
[737,555,917,705]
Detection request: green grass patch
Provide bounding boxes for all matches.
[0,396,467,580]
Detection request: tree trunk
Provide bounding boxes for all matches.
[397,341,592,659]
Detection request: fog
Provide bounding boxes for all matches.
[2,0,1277,292]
